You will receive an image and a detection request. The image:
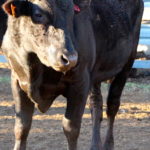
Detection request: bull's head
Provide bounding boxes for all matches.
[2,0,78,73]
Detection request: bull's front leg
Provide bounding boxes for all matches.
[11,76,34,150]
[62,71,90,150]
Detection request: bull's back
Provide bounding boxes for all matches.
[0,0,7,47]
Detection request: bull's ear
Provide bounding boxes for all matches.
[2,0,31,17]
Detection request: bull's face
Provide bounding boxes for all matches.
[3,0,78,73]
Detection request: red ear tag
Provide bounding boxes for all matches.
[11,4,17,17]
[74,4,80,13]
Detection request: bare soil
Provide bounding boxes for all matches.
[0,68,150,150]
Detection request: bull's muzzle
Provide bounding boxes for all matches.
[49,51,78,73]
[59,52,78,72]
[61,53,77,66]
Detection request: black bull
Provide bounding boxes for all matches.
[0,0,143,150]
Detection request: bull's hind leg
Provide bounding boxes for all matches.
[12,77,34,150]
[89,83,103,150]
[104,64,133,150]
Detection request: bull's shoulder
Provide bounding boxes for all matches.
[91,1,130,39]
[91,0,144,24]
[91,0,143,39]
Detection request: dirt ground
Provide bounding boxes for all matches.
[0,68,150,150]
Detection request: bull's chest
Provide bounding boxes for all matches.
[27,69,65,112]
[9,55,65,112]
[29,78,65,102]
[26,65,65,102]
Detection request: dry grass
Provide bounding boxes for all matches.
[0,100,149,121]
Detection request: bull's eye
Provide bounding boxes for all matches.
[35,13,42,18]
[31,5,53,25]
[33,9,43,19]
[32,11,49,24]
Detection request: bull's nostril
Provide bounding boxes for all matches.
[61,55,70,66]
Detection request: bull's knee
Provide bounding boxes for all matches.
[15,125,29,141]
[14,118,31,141]
[14,125,29,150]
[107,99,120,117]
[63,117,80,140]
[62,117,81,150]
